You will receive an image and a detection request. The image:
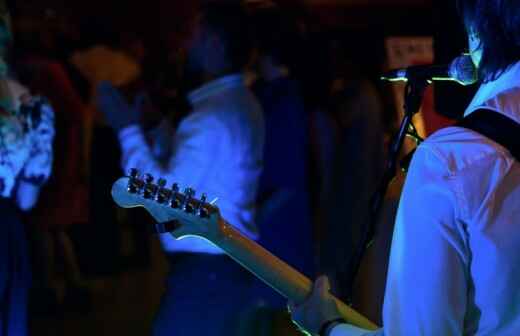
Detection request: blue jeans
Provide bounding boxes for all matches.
[0,199,31,336]
[153,253,258,336]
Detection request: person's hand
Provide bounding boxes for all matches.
[96,80,145,131]
[288,276,342,336]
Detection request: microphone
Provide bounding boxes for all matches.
[381,54,478,86]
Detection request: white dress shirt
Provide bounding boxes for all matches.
[118,74,265,254]
[332,61,520,335]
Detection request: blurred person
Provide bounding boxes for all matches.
[96,3,264,336]
[0,79,54,336]
[306,35,385,303]
[318,65,386,321]
[0,42,55,336]
[65,17,145,277]
[249,3,314,313]
[70,18,141,97]
[302,34,340,236]
[11,10,92,311]
[290,0,520,335]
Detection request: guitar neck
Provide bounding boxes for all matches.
[211,220,379,330]
[110,175,378,330]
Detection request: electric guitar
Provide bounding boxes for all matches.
[111,169,379,331]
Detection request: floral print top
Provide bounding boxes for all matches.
[0,80,54,198]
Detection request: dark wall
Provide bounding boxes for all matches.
[433,0,477,119]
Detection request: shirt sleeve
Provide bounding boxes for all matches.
[381,144,469,335]
[329,144,468,336]
[118,113,227,194]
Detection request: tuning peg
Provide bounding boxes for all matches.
[129,168,139,178]
[184,187,195,198]
[170,183,181,208]
[127,168,143,194]
[197,193,208,217]
[183,187,195,213]
[144,173,154,184]
[155,178,170,204]
[143,173,158,199]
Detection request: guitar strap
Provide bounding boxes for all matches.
[456,109,520,162]
[401,108,520,172]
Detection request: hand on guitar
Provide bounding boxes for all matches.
[110,170,378,332]
[289,276,343,336]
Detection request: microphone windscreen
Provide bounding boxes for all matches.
[449,55,478,86]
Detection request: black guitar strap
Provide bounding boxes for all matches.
[456,109,520,162]
[400,109,520,172]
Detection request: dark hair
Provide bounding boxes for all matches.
[250,6,300,67]
[458,0,520,82]
[200,2,252,72]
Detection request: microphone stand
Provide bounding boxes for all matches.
[344,76,430,304]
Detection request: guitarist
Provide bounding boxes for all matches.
[290,1,520,335]
[96,3,265,336]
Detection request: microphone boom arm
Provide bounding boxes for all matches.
[344,76,430,303]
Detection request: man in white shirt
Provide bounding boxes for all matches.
[290,1,520,335]
[97,4,264,335]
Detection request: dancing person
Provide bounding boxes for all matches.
[0,69,55,336]
[251,4,315,305]
[12,11,92,311]
[96,3,265,335]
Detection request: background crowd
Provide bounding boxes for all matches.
[0,0,476,335]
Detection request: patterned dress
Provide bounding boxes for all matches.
[0,83,54,336]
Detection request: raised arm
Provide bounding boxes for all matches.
[117,111,227,197]
[96,81,227,198]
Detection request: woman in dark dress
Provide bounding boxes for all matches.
[0,77,54,335]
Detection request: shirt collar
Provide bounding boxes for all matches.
[465,61,520,121]
[188,74,244,105]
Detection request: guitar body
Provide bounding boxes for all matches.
[111,174,378,331]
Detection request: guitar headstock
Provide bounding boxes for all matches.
[111,168,220,240]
